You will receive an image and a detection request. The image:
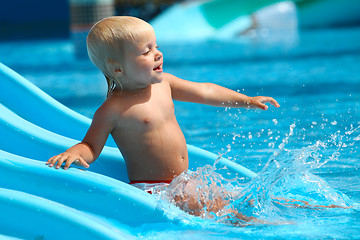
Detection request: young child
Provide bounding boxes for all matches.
[47,16,280,217]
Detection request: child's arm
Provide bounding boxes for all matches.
[165,73,280,110]
[46,104,116,170]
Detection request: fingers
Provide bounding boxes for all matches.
[63,156,75,170]
[82,160,90,168]
[46,154,64,168]
[264,97,280,108]
[252,97,268,110]
[257,102,268,110]
[254,97,280,110]
[46,153,89,170]
[47,154,68,169]
[71,158,89,169]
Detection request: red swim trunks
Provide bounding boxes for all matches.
[129,180,172,194]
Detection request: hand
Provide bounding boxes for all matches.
[46,152,90,170]
[248,96,280,110]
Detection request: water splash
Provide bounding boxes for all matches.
[154,124,359,226]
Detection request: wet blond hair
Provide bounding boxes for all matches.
[86,16,154,95]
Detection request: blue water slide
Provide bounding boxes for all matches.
[0,62,257,238]
[0,62,116,147]
[0,188,133,240]
[0,150,173,225]
[150,0,283,41]
[0,151,167,239]
[0,102,129,181]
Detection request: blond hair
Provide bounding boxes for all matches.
[86,16,154,95]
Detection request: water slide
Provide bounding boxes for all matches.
[151,0,280,40]
[0,62,256,239]
[151,0,360,41]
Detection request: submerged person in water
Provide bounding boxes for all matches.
[46,16,280,220]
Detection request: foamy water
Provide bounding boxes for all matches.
[147,123,359,228]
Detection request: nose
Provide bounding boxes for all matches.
[155,49,162,61]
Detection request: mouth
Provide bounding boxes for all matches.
[153,63,163,72]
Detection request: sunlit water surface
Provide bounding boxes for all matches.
[1,26,359,239]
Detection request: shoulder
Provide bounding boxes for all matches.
[93,95,122,123]
[162,72,190,90]
[163,72,182,85]
[163,72,199,90]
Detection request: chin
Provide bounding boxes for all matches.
[152,76,163,84]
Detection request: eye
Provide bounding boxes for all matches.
[142,45,159,55]
[143,49,150,56]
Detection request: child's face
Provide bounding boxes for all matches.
[121,29,163,90]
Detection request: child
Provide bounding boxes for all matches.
[47,16,280,217]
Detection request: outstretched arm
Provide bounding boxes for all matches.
[165,73,280,110]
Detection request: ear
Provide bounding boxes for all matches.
[106,60,124,78]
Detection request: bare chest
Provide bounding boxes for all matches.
[125,99,174,127]
[115,85,175,130]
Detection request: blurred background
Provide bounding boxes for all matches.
[0,0,183,40]
[1,0,360,62]
[1,0,360,40]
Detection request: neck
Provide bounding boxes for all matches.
[112,84,152,96]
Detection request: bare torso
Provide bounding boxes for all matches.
[105,80,188,181]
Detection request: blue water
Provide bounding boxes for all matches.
[1,26,359,239]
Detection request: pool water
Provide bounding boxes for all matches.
[1,26,359,239]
